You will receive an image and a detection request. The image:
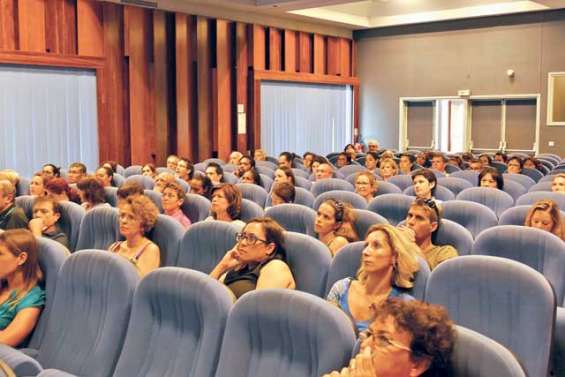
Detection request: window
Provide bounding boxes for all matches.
[548,72,565,126]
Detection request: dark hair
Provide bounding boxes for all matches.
[508,156,524,169]
[431,152,447,162]
[97,166,115,186]
[400,153,416,164]
[191,175,213,199]
[447,155,463,168]
[411,169,437,196]
[239,155,255,169]
[272,182,295,203]
[142,163,156,174]
[102,161,118,174]
[337,152,351,164]
[33,195,62,217]
[478,167,504,190]
[69,162,87,174]
[45,177,81,203]
[163,181,186,200]
[276,166,296,186]
[244,217,287,260]
[178,157,194,180]
[0,229,43,296]
[494,152,508,163]
[211,183,242,220]
[117,181,144,200]
[303,152,315,160]
[479,154,492,166]
[243,168,263,186]
[461,152,474,162]
[207,162,224,182]
[77,177,106,206]
[523,157,540,170]
[43,164,60,177]
[319,199,359,242]
[411,198,442,243]
[279,152,295,168]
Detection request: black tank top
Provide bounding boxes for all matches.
[224,254,283,299]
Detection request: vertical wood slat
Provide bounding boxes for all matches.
[298,32,312,73]
[175,14,196,161]
[313,33,325,75]
[77,0,103,56]
[216,19,233,160]
[196,16,212,160]
[45,0,76,54]
[268,27,281,71]
[326,36,340,76]
[351,39,357,77]
[153,10,170,165]
[18,0,46,52]
[251,24,265,70]
[0,0,18,50]
[235,22,248,152]
[339,38,351,77]
[284,29,297,73]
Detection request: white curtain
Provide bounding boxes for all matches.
[0,65,99,178]
[260,81,353,156]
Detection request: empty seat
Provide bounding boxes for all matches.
[368,194,414,225]
[503,173,536,190]
[351,209,388,240]
[124,174,154,190]
[214,289,355,377]
[435,218,474,256]
[256,160,277,170]
[501,179,527,202]
[425,255,555,377]
[325,241,430,300]
[403,185,455,201]
[155,167,174,175]
[516,191,565,208]
[175,178,189,193]
[445,164,461,173]
[265,204,316,237]
[240,199,264,222]
[374,181,402,196]
[387,175,413,191]
[180,193,211,223]
[442,200,498,238]
[456,187,514,217]
[540,174,558,183]
[75,207,120,251]
[310,178,354,197]
[313,190,367,210]
[521,168,543,182]
[528,181,552,192]
[203,158,225,165]
[450,170,479,185]
[256,166,274,179]
[177,221,238,273]
[193,162,207,172]
[236,183,268,208]
[149,214,185,267]
[112,268,232,377]
[437,177,473,196]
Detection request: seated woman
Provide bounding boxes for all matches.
[270,182,295,206]
[478,153,492,167]
[253,149,267,161]
[109,195,160,277]
[77,177,109,211]
[379,158,398,181]
[525,200,564,240]
[552,173,565,193]
[311,155,326,176]
[210,217,296,300]
[154,172,176,193]
[478,167,504,190]
[327,224,419,334]
[29,196,69,248]
[101,160,118,174]
[404,198,458,270]
[335,152,351,168]
[41,164,60,179]
[278,152,295,169]
[141,163,157,179]
[355,172,378,203]
[506,156,523,174]
[175,157,193,183]
[162,182,191,229]
[45,178,81,204]
[0,229,45,347]
[205,183,246,229]
[29,173,48,197]
[344,144,357,162]
[302,152,315,172]
[95,166,114,187]
[274,166,296,186]
[315,199,358,256]
[323,300,455,377]
[240,168,263,187]
[116,181,144,206]
[206,162,225,186]
[523,157,540,171]
[189,174,213,199]
[411,169,437,200]
[364,151,379,175]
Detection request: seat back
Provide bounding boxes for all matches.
[16,177,30,197]
[265,204,316,236]
[283,232,332,297]
[367,194,414,225]
[516,191,565,208]
[449,326,526,377]
[240,199,265,222]
[438,177,473,196]
[403,185,455,201]
[351,209,388,240]
[294,176,312,190]
[503,173,536,190]
[435,218,474,256]
[177,221,238,273]
[112,268,232,377]
[498,205,565,226]
[143,189,163,212]
[149,214,185,267]
[425,255,555,377]
[76,207,120,251]
[58,201,86,251]
[456,187,514,217]
[374,181,402,196]
[223,172,239,184]
[180,193,211,223]
[124,165,142,177]
[501,179,526,202]
[15,195,34,219]
[104,187,118,207]
[310,178,354,197]
[256,160,278,170]
[521,168,543,182]
[387,175,414,191]
[113,173,125,188]
[337,165,366,177]
[450,170,479,185]
[313,190,368,210]
[214,289,355,377]
[441,200,498,238]
[37,251,139,377]
[292,168,310,179]
[528,181,552,192]
[256,166,274,178]
[237,183,268,208]
[125,174,154,190]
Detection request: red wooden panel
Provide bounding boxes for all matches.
[44,0,76,54]
[326,36,340,76]
[235,22,248,151]
[313,33,325,75]
[268,27,281,71]
[339,38,351,77]
[298,32,312,73]
[77,0,104,56]
[153,10,171,166]
[251,24,265,70]
[18,0,46,52]
[0,0,17,50]
[216,19,233,160]
[284,29,297,73]
[351,39,357,77]
[196,16,212,160]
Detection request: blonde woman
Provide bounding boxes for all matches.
[327,224,420,333]
[525,200,565,240]
[379,158,398,181]
[354,172,378,203]
[315,199,359,256]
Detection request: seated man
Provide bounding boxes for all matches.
[430,152,448,174]
[29,196,69,248]
[67,162,87,184]
[404,198,458,270]
[323,299,455,377]
[0,180,28,230]
[315,163,335,181]
[399,153,416,174]
[154,172,176,193]
[228,151,243,166]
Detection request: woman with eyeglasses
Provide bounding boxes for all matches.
[210,217,295,300]
[315,199,359,256]
[525,200,565,240]
[355,172,378,203]
[327,224,419,334]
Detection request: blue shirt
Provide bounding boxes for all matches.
[0,285,45,330]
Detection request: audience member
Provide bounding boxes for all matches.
[525,200,565,240]
[494,151,508,163]
[316,163,335,181]
[468,158,483,172]
[154,172,176,193]
[355,172,378,203]
[315,199,358,256]
[447,155,463,169]
[175,157,193,183]
[311,155,326,174]
[253,149,267,161]
[0,229,45,347]
[523,157,540,171]
[336,152,350,168]
[45,177,81,204]
[430,153,448,174]
[206,162,224,186]
[29,173,48,197]
[141,163,156,179]
[506,157,523,174]
[411,169,437,200]
[41,164,60,179]
[478,167,503,190]
[229,151,243,166]
[270,182,295,206]
[162,182,191,229]
[379,158,398,181]
[101,160,118,174]
[116,181,144,206]
[552,174,565,193]
[95,166,114,187]
[166,154,179,171]
[344,144,357,162]
[302,152,315,170]
[29,196,69,248]
[109,195,160,277]
[274,166,296,186]
[0,180,28,230]
[240,168,263,186]
[77,177,108,211]
[206,184,245,229]
[367,139,380,153]
[189,175,213,199]
[278,152,294,169]
[67,162,87,184]
[415,152,428,168]
[399,153,416,174]
[364,152,379,174]
[478,153,492,167]
[327,224,419,333]
[0,170,19,188]
[235,155,254,178]
[210,217,295,300]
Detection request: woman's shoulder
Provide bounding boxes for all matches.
[16,286,45,311]
[261,259,292,274]
[328,277,354,295]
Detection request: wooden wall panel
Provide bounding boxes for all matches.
[268,27,282,71]
[251,24,265,70]
[18,0,46,52]
[284,29,297,73]
[298,32,312,73]
[45,0,76,54]
[326,36,339,76]
[196,16,212,160]
[0,0,17,50]
[77,0,103,56]
[153,10,171,166]
[235,22,249,151]
[313,33,326,75]
[216,19,233,160]
[339,38,351,77]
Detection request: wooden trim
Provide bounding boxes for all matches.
[0,51,104,68]
[253,69,359,86]
[77,0,104,57]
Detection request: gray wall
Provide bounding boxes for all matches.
[355,10,565,155]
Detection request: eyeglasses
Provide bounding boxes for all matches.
[364,330,412,352]
[236,232,269,245]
